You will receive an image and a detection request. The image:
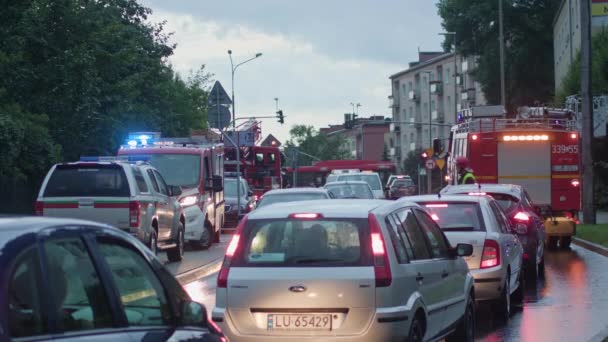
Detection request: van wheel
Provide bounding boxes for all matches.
[560,236,572,249]
[407,316,424,342]
[547,237,558,250]
[446,295,475,342]
[495,273,511,321]
[167,225,184,262]
[148,230,158,255]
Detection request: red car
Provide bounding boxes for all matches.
[388,178,417,199]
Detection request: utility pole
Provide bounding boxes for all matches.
[499,0,506,108]
[580,0,596,224]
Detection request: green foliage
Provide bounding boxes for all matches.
[402,150,422,183]
[285,125,353,166]
[437,0,560,109]
[576,224,608,248]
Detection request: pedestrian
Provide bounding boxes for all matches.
[456,157,477,184]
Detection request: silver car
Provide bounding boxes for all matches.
[212,200,476,342]
[407,194,524,320]
[324,180,374,199]
[255,188,332,209]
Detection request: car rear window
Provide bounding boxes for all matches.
[392,179,414,187]
[487,193,519,212]
[233,218,371,267]
[257,193,328,208]
[325,184,374,199]
[44,164,130,197]
[337,174,382,190]
[420,202,485,231]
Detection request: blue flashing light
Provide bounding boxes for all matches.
[127,140,138,147]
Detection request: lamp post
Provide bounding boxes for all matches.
[274,97,279,111]
[228,50,262,219]
[439,32,457,123]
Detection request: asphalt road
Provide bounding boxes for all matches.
[183,245,608,342]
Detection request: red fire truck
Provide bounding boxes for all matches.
[286,160,397,187]
[448,107,581,243]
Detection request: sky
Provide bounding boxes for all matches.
[141,0,444,143]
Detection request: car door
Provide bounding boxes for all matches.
[393,208,445,339]
[413,208,467,331]
[10,232,133,342]
[149,169,173,240]
[522,189,546,258]
[492,201,523,286]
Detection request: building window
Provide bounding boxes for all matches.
[432,127,437,138]
[401,83,406,96]
[423,103,428,117]
[409,81,413,92]
[431,100,435,112]
[409,107,414,119]
[445,67,450,84]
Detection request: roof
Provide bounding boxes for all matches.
[247,199,389,220]
[404,194,491,204]
[324,181,370,186]
[262,188,330,196]
[260,134,282,147]
[441,184,523,198]
[390,52,456,80]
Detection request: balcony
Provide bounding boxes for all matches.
[388,95,399,109]
[431,110,444,122]
[390,123,401,132]
[461,88,476,102]
[408,90,420,102]
[430,82,443,95]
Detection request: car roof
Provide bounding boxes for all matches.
[247,199,389,219]
[441,184,522,197]
[324,181,370,186]
[337,172,380,177]
[405,194,491,204]
[263,187,329,195]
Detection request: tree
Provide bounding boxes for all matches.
[285,125,353,166]
[437,0,561,110]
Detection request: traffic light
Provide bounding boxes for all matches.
[276,110,284,124]
[433,138,443,156]
[420,151,428,165]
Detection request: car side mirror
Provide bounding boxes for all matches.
[180,300,207,327]
[169,185,182,197]
[453,243,473,258]
[212,175,223,192]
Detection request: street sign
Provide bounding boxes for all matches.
[425,159,436,170]
[208,81,232,105]
[208,104,232,130]
[435,158,446,170]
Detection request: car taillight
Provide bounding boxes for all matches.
[514,212,529,221]
[129,201,140,228]
[480,239,500,269]
[218,216,248,288]
[35,201,44,216]
[368,213,392,287]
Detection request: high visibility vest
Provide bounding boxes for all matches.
[460,172,476,184]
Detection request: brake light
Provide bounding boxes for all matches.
[368,213,392,287]
[514,212,529,221]
[480,239,500,269]
[289,213,323,219]
[35,201,44,216]
[129,201,140,227]
[471,134,478,141]
[431,214,439,221]
[253,195,259,201]
[570,133,577,139]
[571,179,580,187]
[218,216,248,288]
[425,204,448,208]
[468,192,487,196]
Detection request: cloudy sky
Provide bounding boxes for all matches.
[142,0,444,143]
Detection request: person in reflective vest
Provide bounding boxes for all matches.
[456,157,477,184]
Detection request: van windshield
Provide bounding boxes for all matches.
[44,164,130,197]
[140,154,201,188]
[232,218,371,267]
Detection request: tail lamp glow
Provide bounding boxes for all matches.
[571,179,580,187]
[480,239,500,269]
[368,213,392,287]
[218,216,248,288]
[503,134,549,142]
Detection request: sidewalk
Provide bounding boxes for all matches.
[159,238,228,285]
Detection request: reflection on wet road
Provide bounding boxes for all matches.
[476,245,608,341]
[184,245,608,341]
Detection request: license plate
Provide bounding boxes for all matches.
[267,314,332,331]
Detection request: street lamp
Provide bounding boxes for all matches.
[439,32,457,124]
[228,50,262,219]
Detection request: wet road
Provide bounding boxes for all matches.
[184,245,608,341]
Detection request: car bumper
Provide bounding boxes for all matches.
[183,205,205,241]
[212,306,413,342]
[471,266,506,301]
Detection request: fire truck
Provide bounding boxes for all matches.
[286,160,397,187]
[223,119,282,198]
[448,106,581,244]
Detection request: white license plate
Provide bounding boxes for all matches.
[267,314,332,331]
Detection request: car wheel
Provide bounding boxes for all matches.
[547,236,558,250]
[495,273,511,321]
[512,268,524,306]
[167,225,184,262]
[213,217,222,243]
[538,253,545,278]
[446,295,475,342]
[525,250,538,281]
[148,230,158,255]
[407,315,424,342]
[560,236,572,249]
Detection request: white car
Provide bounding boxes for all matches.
[407,194,524,320]
[255,188,332,208]
[212,199,476,342]
[333,172,385,199]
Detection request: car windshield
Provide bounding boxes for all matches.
[44,164,130,197]
[233,218,370,267]
[392,179,414,187]
[325,174,339,184]
[139,154,201,188]
[487,193,520,212]
[224,179,247,197]
[325,184,374,199]
[337,174,382,190]
[257,193,328,208]
[420,202,485,231]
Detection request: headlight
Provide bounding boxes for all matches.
[180,195,198,207]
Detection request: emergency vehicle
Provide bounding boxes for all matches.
[448,106,581,247]
[286,160,397,187]
[118,131,225,249]
[223,119,283,198]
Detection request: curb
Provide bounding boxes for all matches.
[175,257,223,285]
[573,237,608,258]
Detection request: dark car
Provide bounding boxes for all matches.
[0,217,226,342]
[387,178,417,199]
[442,184,546,280]
[224,177,256,228]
